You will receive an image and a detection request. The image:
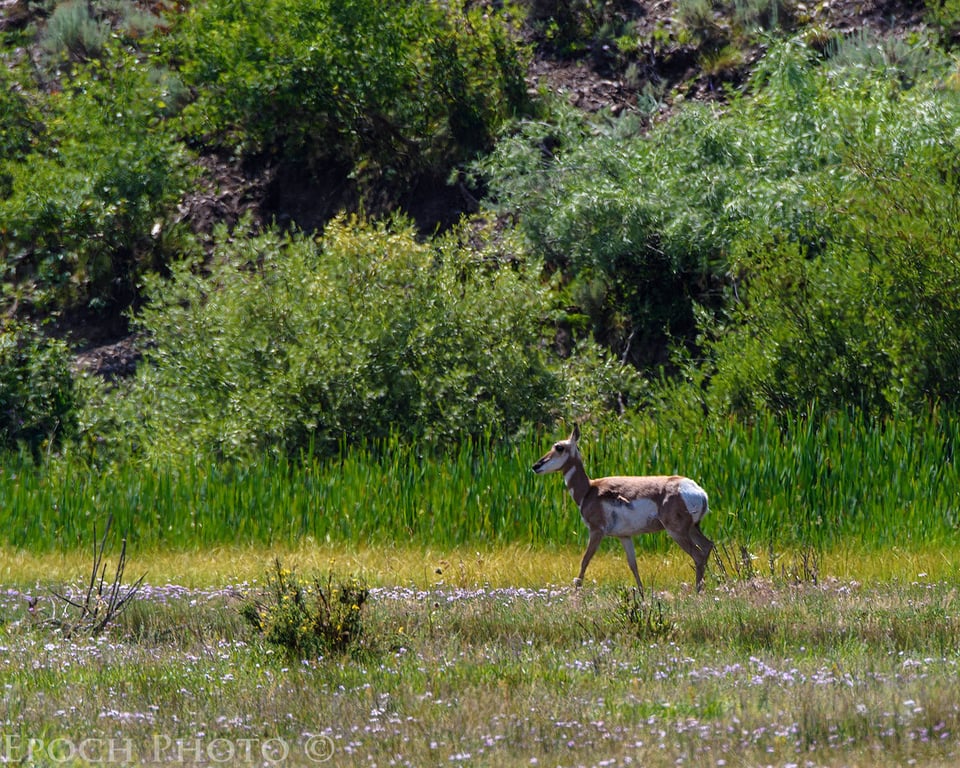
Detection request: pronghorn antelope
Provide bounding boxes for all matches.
[533,425,713,592]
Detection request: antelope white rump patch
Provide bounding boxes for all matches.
[678,478,708,522]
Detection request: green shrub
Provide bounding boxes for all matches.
[521,0,634,56]
[554,338,648,419]
[120,216,561,460]
[0,321,79,455]
[0,45,192,323]
[676,0,796,44]
[242,560,368,658]
[475,89,819,367]
[706,100,960,418]
[41,1,113,62]
[0,69,37,164]
[174,0,528,199]
[479,37,960,418]
[926,0,960,44]
[618,587,671,641]
[706,237,895,417]
[39,0,164,64]
[0,70,37,201]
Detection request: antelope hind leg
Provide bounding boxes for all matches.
[666,527,709,593]
[690,523,714,592]
[619,536,644,593]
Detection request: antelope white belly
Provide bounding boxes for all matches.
[602,497,660,537]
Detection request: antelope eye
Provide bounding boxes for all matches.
[555,444,565,453]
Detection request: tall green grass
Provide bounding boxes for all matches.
[2,410,956,552]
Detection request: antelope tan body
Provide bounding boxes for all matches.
[533,425,713,592]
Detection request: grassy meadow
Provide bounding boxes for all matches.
[2,414,959,766]
[3,557,960,767]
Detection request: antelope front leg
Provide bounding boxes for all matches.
[575,529,604,588]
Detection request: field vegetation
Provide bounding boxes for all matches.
[1,407,957,553]
[3,554,960,767]
[3,0,960,764]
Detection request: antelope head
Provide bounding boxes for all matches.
[532,424,581,474]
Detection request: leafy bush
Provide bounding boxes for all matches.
[118,216,561,460]
[0,44,192,325]
[478,44,852,360]
[174,0,528,198]
[705,64,960,418]
[926,0,960,44]
[676,0,796,45]
[705,238,896,416]
[479,37,960,419]
[521,0,634,57]
[0,69,37,165]
[554,338,648,419]
[0,321,79,455]
[38,1,164,66]
[242,560,368,658]
[475,85,821,366]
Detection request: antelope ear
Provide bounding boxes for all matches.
[570,424,580,443]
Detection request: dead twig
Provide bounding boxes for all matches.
[48,514,146,637]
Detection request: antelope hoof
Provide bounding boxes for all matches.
[573,577,583,589]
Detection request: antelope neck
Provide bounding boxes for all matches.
[562,456,592,508]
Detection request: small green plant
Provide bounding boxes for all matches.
[523,0,634,57]
[617,587,671,641]
[676,0,794,52]
[40,1,113,62]
[731,0,794,33]
[242,560,369,658]
[675,0,725,46]
[39,0,163,64]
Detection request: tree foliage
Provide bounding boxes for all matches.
[478,36,960,419]
[0,46,191,325]
[6,2,960,466]
[705,43,960,418]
